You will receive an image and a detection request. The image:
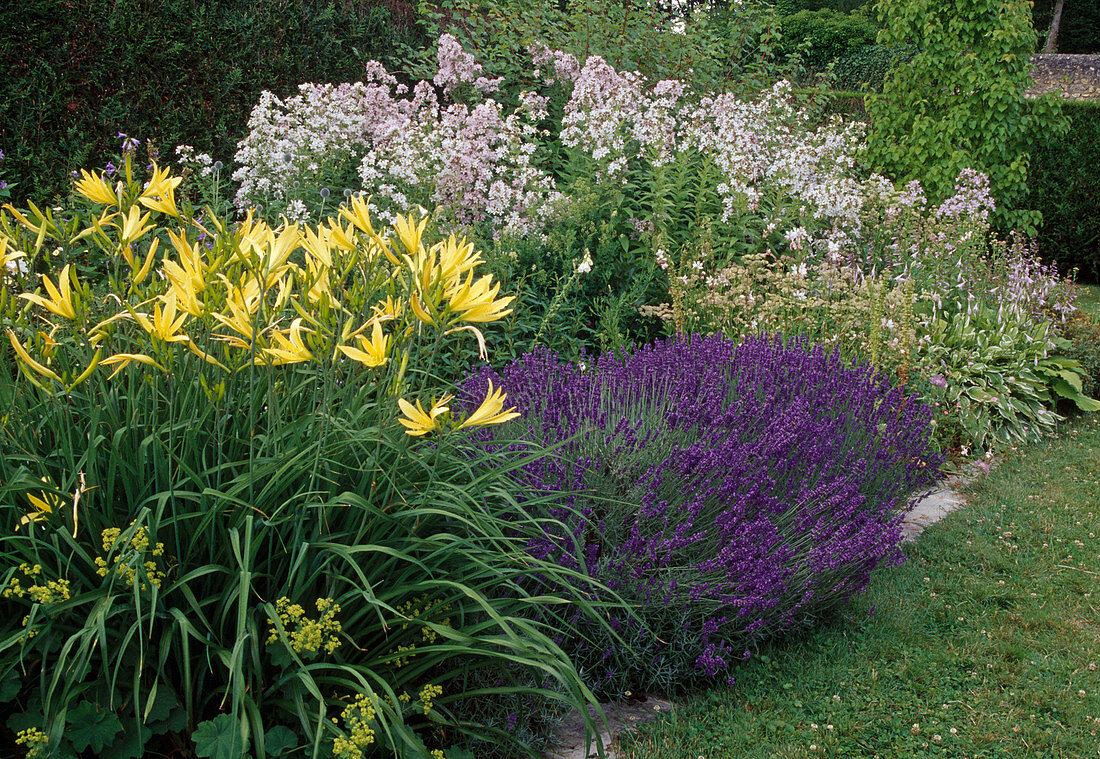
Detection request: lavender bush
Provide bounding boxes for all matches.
[462,334,942,694]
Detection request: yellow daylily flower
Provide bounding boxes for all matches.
[75,169,120,207]
[373,295,404,321]
[67,348,103,390]
[20,264,78,320]
[118,205,155,246]
[100,352,166,378]
[122,237,160,286]
[17,479,64,531]
[263,318,314,365]
[131,295,190,344]
[137,164,182,218]
[212,295,259,351]
[457,380,520,430]
[2,204,43,237]
[163,231,207,314]
[339,195,392,261]
[0,236,24,272]
[408,291,435,325]
[37,327,59,359]
[397,393,454,436]
[445,271,514,324]
[327,218,359,253]
[7,330,63,383]
[393,212,429,257]
[240,221,300,288]
[338,320,389,368]
[433,235,483,290]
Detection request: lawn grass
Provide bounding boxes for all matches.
[616,413,1100,759]
[1077,283,1100,319]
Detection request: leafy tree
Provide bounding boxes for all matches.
[865,0,1066,231]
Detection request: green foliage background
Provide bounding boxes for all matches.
[865,0,1065,232]
[0,0,416,203]
[1029,100,1100,282]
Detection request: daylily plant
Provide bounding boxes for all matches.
[2,166,521,435]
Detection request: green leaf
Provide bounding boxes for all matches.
[193,714,250,759]
[66,701,124,754]
[1074,394,1100,412]
[100,723,153,759]
[1056,369,1084,394]
[145,687,187,735]
[263,725,298,757]
[0,669,19,701]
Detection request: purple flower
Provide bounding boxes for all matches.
[118,133,140,152]
[105,161,117,177]
[929,375,948,389]
[462,334,941,691]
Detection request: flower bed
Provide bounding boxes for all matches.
[462,334,942,695]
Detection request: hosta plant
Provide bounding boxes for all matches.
[0,162,610,759]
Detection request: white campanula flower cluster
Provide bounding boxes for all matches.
[433,33,504,97]
[233,39,562,239]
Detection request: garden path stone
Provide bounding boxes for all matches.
[543,460,991,758]
[900,459,992,541]
[543,696,674,759]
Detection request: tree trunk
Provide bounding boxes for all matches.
[1043,0,1065,53]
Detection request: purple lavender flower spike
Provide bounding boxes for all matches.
[461,334,941,694]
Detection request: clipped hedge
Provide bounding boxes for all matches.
[1030,100,1100,282]
[0,0,417,202]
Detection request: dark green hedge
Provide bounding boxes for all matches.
[1033,0,1100,54]
[0,0,417,202]
[1030,100,1100,282]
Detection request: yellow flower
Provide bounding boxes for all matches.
[74,169,119,207]
[129,294,190,344]
[408,291,435,325]
[432,235,483,289]
[117,205,155,246]
[122,237,160,286]
[100,352,166,378]
[263,318,314,365]
[371,295,404,322]
[457,379,520,430]
[393,212,429,256]
[0,236,24,272]
[338,320,389,368]
[18,480,64,530]
[397,393,454,436]
[7,330,63,384]
[163,230,207,313]
[20,264,78,320]
[445,271,514,324]
[211,290,260,351]
[137,164,182,218]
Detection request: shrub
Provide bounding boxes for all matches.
[777,8,878,68]
[1061,311,1100,398]
[461,334,943,696]
[866,0,1066,231]
[0,0,415,203]
[1030,100,1100,283]
[641,169,1093,452]
[0,162,609,758]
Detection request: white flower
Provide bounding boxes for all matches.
[576,251,594,274]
